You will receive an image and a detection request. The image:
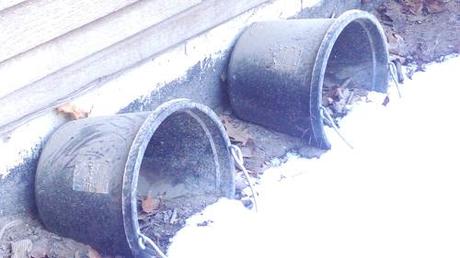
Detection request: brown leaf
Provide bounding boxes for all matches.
[402,0,423,15]
[221,115,252,145]
[141,194,160,214]
[56,103,90,120]
[424,0,447,13]
[88,247,102,258]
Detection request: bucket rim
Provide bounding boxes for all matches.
[308,9,389,149]
[121,98,234,256]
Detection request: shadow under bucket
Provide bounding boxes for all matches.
[35,99,235,257]
[228,10,389,149]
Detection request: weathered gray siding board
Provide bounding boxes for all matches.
[0,0,201,99]
[0,0,141,62]
[0,0,27,12]
[0,0,270,135]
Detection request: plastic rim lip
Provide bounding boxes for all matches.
[120,98,234,256]
[308,10,389,149]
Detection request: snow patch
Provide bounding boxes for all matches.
[168,56,460,258]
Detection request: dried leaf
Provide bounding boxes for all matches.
[425,0,447,13]
[11,239,32,258]
[221,115,252,145]
[402,0,423,15]
[88,247,102,258]
[386,31,405,55]
[141,194,160,214]
[387,32,404,45]
[0,219,22,240]
[56,103,90,120]
[30,240,49,258]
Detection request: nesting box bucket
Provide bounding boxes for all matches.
[35,99,235,257]
[228,10,389,149]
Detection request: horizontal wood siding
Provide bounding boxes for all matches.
[0,0,202,99]
[0,0,140,62]
[0,0,270,134]
[0,0,27,12]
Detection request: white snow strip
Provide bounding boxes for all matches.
[168,56,460,258]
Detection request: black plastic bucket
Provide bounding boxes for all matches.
[35,99,235,257]
[228,10,389,149]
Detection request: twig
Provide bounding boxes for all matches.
[394,60,404,83]
[230,145,259,212]
[389,61,402,98]
[346,90,355,106]
[330,8,336,18]
[320,106,354,149]
[340,77,353,88]
[169,209,178,224]
[138,233,168,258]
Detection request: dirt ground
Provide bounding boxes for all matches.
[375,0,460,72]
[0,216,100,258]
[0,1,458,257]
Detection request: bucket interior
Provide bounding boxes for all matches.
[136,109,232,248]
[322,18,387,119]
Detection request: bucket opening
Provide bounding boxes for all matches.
[135,108,232,249]
[322,17,388,120]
